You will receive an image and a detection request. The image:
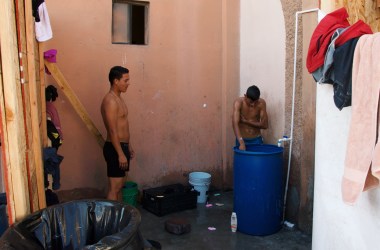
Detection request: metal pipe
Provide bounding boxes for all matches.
[283,8,321,222]
[277,136,292,147]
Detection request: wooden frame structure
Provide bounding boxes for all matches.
[0,0,105,224]
[44,61,105,148]
[0,0,46,222]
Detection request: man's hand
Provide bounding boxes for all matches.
[240,115,252,125]
[118,154,129,169]
[239,141,246,151]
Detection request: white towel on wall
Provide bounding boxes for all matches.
[35,2,53,42]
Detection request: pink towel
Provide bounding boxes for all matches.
[342,33,380,205]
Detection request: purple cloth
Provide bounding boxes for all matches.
[44,49,57,63]
[44,49,57,75]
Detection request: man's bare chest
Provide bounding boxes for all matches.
[241,106,260,119]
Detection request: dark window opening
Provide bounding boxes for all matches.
[112,1,149,45]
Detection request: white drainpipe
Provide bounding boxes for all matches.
[282,8,323,223]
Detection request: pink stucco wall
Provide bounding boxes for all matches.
[45,0,239,192]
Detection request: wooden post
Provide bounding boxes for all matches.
[0,0,31,221]
[24,0,46,210]
[16,0,38,212]
[0,41,13,225]
[39,43,48,147]
[45,61,105,148]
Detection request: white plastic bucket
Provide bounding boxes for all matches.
[189,172,211,203]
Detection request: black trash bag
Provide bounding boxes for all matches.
[0,200,145,249]
[0,193,8,237]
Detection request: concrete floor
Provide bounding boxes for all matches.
[138,191,312,250]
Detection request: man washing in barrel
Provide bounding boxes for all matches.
[232,85,268,150]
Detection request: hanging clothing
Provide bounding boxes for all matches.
[46,101,63,140]
[342,33,380,205]
[44,49,57,63]
[32,0,44,22]
[33,0,53,42]
[45,189,59,206]
[306,7,350,73]
[312,27,347,83]
[44,147,64,190]
[312,20,372,84]
[334,20,373,47]
[329,37,359,110]
[44,49,57,75]
[47,120,62,150]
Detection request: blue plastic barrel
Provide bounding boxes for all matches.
[233,144,284,236]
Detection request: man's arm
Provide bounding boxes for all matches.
[259,101,269,129]
[240,100,268,129]
[104,99,129,169]
[232,99,246,150]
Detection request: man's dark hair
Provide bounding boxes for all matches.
[46,85,58,102]
[246,85,260,101]
[109,66,129,86]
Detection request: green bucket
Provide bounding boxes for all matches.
[122,181,138,206]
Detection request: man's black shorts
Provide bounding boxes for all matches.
[103,141,131,177]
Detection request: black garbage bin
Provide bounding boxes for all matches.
[0,193,8,237]
[0,200,145,249]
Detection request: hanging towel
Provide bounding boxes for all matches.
[35,1,53,42]
[342,33,380,205]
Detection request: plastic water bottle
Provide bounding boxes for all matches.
[231,212,237,232]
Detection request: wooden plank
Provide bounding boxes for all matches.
[0,0,30,221]
[0,32,14,225]
[45,61,106,148]
[39,43,48,147]
[339,0,380,32]
[17,0,38,212]
[24,0,46,210]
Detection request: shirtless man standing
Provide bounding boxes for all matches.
[101,66,135,201]
[232,85,268,151]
